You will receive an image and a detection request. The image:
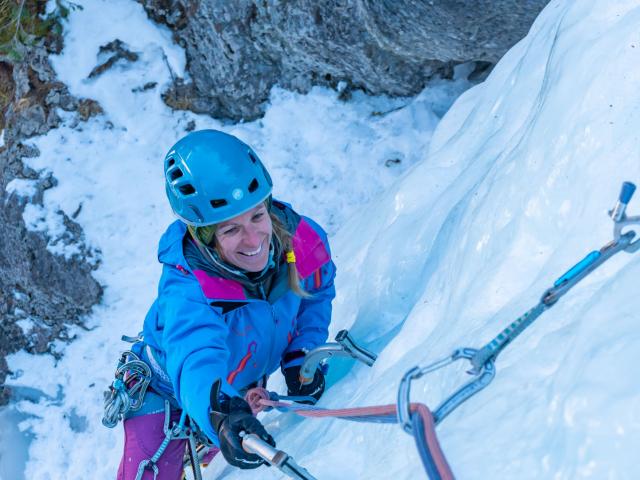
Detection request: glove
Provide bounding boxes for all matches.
[210,394,275,469]
[283,364,325,404]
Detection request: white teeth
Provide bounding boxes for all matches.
[241,243,262,256]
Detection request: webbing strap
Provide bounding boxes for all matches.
[247,388,454,480]
[134,402,189,480]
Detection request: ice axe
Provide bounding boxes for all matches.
[298,329,377,385]
[240,432,318,480]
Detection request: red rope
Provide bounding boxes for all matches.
[244,388,454,479]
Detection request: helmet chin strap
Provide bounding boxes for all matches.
[202,239,277,283]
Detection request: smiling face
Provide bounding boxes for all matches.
[214,203,273,272]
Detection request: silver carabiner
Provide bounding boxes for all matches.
[397,352,462,433]
[397,348,497,433]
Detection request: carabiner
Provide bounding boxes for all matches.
[397,348,489,433]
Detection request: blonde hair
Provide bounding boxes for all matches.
[187,206,310,298]
[269,211,310,298]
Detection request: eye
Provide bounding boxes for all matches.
[252,212,264,221]
[220,226,239,236]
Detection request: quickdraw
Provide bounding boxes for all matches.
[135,405,214,480]
[397,181,640,435]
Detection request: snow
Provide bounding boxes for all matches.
[3,0,640,479]
[21,202,85,259]
[5,178,38,200]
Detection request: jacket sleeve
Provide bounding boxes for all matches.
[282,220,337,367]
[156,265,240,443]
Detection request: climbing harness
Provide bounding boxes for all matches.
[102,336,214,480]
[102,329,381,479]
[396,182,640,445]
[132,403,214,480]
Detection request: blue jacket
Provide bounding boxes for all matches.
[141,202,336,443]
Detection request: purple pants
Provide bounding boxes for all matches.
[117,393,219,480]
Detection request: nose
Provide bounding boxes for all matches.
[242,224,262,247]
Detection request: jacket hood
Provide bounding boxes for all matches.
[157,220,190,269]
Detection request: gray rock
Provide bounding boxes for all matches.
[140,0,549,120]
[0,46,103,405]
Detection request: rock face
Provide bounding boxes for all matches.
[140,0,549,120]
[0,42,103,404]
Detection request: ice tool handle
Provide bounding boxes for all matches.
[299,329,378,385]
[240,432,318,480]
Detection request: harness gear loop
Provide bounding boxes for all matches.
[134,403,194,480]
[135,459,159,480]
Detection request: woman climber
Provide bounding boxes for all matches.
[116,129,336,479]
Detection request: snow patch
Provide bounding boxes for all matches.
[5,179,38,200]
[22,204,82,259]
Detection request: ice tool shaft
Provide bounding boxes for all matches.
[240,433,318,480]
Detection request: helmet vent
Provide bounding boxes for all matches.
[179,184,196,195]
[248,153,257,164]
[248,178,259,193]
[169,168,183,181]
[167,158,175,167]
[210,199,228,209]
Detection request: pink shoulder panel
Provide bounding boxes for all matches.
[292,218,331,279]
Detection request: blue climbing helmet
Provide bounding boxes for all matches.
[164,130,273,226]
